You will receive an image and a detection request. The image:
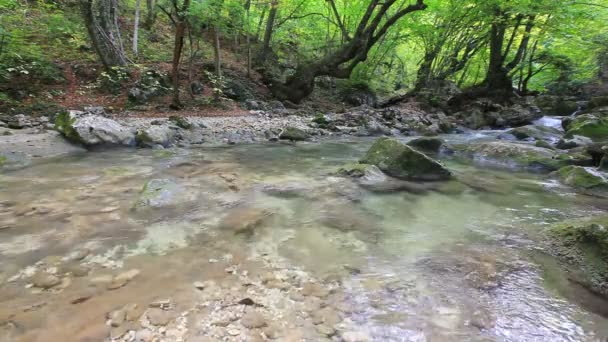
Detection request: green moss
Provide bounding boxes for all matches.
[535,140,554,149]
[312,113,328,125]
[54,111,82,143]
[565,115,608,141]
[153,149,176,158]
[337,162,373,177]
[360,137,451,181]
[557,166,608,189]
[0,155,7,167]
[279,127,309,141]
[168,115,192,130]
[548,215,608,296]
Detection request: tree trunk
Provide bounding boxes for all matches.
[259,0,278,62]
[79,0,127,71]
[133,0,141,56]
[170,0,191,108]
[214,25,222,78]
[483,12,511,95]
[245,0,251,77]
[144,0,157,30]
[270,0,427,103]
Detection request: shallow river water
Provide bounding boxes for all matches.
[1,135,607,342]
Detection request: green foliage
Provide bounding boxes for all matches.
[98,66,131,93]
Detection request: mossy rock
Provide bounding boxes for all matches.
[557,166,608,192]
[460,141,563,171]
[535,140,554,149]
[588,96,608,110]
[507,125,562,142]
[360,137,452,181]
[279,127,309,142]
[168,116,192,130]
[54,111,82,144]
[548,215,608,297]
[312,113,329,125]
[565,114,608,141]
[337,163,376,178]
[407,137,444,153]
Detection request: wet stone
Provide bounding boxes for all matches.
[124,303,145,322]
[315,324,336,337]
[341,331,372,342]
[241,310,267,329]
[146,308,174,326]
[108,308,126,327]
[31,272,61,289]
[110,322,134,339]
[107,269,140,290]
[301,282,330,298]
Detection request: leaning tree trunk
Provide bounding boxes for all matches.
[270,0,427,103]
[79,0,127,70]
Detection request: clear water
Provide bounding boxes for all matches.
[0,137,607,342]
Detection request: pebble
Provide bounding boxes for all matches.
[241,310,267,329]
[31,272,61,289]
[301,282,329,298]
[124,303,145,322]
[108,309,126,327]
[146,308,173,326]
[315,324,336,337]
[341,331,372,342]
[134,329,154,342]
[107,269,140,290]
[227,328,241,336]
[193,281,205,290]
[110,322,133,339]
[311,307,341,326]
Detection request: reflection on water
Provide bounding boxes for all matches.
[0,138,607,341]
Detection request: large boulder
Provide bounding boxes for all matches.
[564,113,608,141]
[360,137,452,181]
[547,215,608,297]
[557,166,608,197]
[55,111,135,147]
[136,124,176,148]
[342,87,377,107]
[279,127,309,142]
[507,125,562,143]
[494,104,542,128]
[407,137,445,153]
[127,69,171,105]
[535,95,579,116]
[459,141,562,171]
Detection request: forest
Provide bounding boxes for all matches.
[1,1,608,342]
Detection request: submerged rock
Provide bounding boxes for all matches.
[564,113,608,141]
[133,179,190,210]
[548,215,608,298]
[507,125,562,143]
[459,141,566,171]
[360,137,452,181]
[407,136,445,153]
[55,111,135,147]
[279,126,309,141]
[219,207,271,234]
[557,166,608,197]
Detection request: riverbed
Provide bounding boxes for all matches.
[1,134,607,341]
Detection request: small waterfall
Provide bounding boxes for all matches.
[533,116,564,130]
